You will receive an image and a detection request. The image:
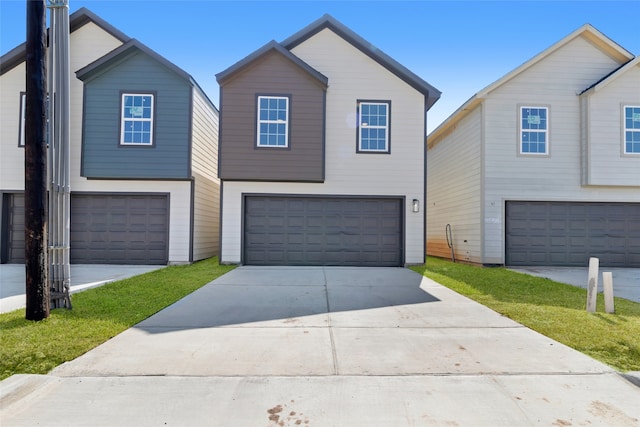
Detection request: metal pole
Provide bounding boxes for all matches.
[47,0,71,308]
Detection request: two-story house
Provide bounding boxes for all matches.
[427,24,640,267]
[216,14,440,266]
[0,8,219,265]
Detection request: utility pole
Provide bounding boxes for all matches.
[25,0,49,320]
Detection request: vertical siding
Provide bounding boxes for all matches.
[585,64,640,186]
[221,29,426,264]
[191,87,220,260]
[427,106,482,264]
[481,36,639,264]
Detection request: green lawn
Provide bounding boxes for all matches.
[0,257,235,381]
[411,257,640,372]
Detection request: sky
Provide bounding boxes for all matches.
[1,0,639,133]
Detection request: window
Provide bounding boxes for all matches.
[357,101,390,153]
[18,92,26,147]
[121,93,154,145]
[520,106,548,155]
[257,95,289,147]
[624,106,640,154]
[18,92,49,147]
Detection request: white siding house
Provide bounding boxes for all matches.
[0,8,219,265]
[216,15,440,266]
[427,24,640,267]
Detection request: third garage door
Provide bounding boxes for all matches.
[244,196,403,266]
[505,201,640,267]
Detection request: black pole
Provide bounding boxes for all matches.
[25,0,49,321]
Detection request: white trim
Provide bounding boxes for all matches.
[19,92,26,147]
[358,101,390,152]
[120,93,154,146]
[518,105,549,156]
[256,95,289,148]
[623,105,640,155]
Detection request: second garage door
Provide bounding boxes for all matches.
[244,196,403,266]
[70,194,169,265]
[506,201,640,267]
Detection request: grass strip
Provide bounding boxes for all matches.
[0,257,235,381]
[410,257,640,372]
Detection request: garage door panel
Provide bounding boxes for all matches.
[244,196,402,266]
[506,201,639,267]
[71,194,168,265]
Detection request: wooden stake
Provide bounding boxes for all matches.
[602,272,614,314]
[586,257,598,313]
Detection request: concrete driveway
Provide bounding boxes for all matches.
[2,266,639,426]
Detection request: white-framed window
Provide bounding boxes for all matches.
[357,100,390,153]
[18,92,26,147]
[257,95,289,148]
[120,93,154,145]
[519,106,548,155]
[624,105,640,154]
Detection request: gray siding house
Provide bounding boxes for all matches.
[216,15,440,266]
[0,8,220,265]
[427,24,640,268]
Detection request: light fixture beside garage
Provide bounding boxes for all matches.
[412,199,420,213]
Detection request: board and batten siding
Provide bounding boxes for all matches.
[582,63,640,186]
[190,86,220,260]
[481,35,639,264]
[427,105,482,264]
[81,51,191,179]
[221,28,426,264]
[219,50,325,182]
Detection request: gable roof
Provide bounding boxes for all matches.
[428,23,635,145]
[580,55,640,95]
[0,7,129,75]
[77,38,192,83]
[216,40,329,87]
[282,14,441,110]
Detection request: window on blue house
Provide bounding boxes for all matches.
[357,100,390,153]
[624,105,640,154]
[257,95,289,148]
[520,106,549,155]
[120,93,154,146]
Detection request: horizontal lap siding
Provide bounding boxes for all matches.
[585,64,640,186]
[482,36,638,264]
[427,106,482,263]
[219,51,325,181]
[191,88,220,260]
[81,51,191,179]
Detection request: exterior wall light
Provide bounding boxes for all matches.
[412,199,420,213]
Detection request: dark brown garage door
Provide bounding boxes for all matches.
[2,193,25,264]
[70,194,169,265]
[506,201,640,267]
[244,196,403,266]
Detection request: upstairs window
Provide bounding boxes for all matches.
[624,105,640,154]
[520,106,548,155]
[257,95,289,148]
[121,93,154,146]
[19,92,26,147]
[357,100,390,153]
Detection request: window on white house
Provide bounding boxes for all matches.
[19,92,26,147]
[257,96,289,148]
[520,106,548,155]
[121,93,154,145]
[357,101,390,153]
[624,105,640,154]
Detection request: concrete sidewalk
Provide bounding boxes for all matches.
[0,264,165,313]
[1,266,639,426]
